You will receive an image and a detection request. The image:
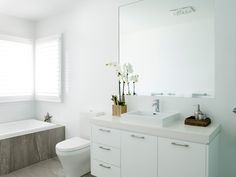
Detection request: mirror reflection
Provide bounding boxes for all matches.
[119,0,215,97]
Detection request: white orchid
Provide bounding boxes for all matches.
[106,62,118,67]
[106,61,139,100]
[106,62,122,75]
[118,73,125,82]
[123,63,134,74]
[121,71,128,83]
[130,74,139,83]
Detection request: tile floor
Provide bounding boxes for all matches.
[1,158,93,177]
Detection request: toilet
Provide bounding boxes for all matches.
[56,111,104,177]
[56,137,90,177]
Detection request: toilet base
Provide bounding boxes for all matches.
[56,147,90,177]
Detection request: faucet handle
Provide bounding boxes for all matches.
[153,99,159,103]
[152,102,157,106]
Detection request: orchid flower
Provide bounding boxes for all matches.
[106,61,139,103]
[106,62,121,76]
[118,73,125,82]
[123,63,134,74]
[130,74,139,83]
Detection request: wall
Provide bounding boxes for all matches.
[0,14,35,38]
[35,0,118,138]
[0,14,35,123]
[35,0,236,176]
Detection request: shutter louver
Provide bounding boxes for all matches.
[35,35,62,102]
[0,36,34,102]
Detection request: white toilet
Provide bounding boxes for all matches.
[56,137,90,177]
[56,111,104,177]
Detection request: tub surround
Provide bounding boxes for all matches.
[91,115,220,144]
[0,120,65,176]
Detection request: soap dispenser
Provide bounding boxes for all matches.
[194,104,204,120]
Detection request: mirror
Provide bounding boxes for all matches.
[119,0,215,98]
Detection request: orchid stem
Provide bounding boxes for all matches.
[118,81,122,103]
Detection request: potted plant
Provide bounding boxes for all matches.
[106,62,138,116]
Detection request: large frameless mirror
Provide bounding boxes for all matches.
[119,0,215,98]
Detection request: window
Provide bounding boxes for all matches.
[35,35,62,102]
[0,34,62,103]
[0,35,34,102]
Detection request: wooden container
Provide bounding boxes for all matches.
[185,116,211,127]
[112,105,127,117]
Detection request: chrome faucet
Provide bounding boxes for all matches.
[233,108,236,114]
[152,99,160,112]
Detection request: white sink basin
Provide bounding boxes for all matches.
[121,111,180,127]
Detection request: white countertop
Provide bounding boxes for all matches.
[90,115,221,144]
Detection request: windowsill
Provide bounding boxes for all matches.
[35,95,62,103]
[0,96,34,103]
[0,95,62,103]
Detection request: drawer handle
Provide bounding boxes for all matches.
[99,146,111,151]
[99,164,111,169]
[131,134,145,139]
[99,128,111,133]
[171,142,189,147]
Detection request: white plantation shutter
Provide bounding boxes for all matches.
[0,35,34,102]
[35,35,62,102]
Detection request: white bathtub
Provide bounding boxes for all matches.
[0,119,59,140]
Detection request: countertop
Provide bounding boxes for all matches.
[90,115,221,144]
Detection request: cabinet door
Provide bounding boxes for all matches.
[121,131,157,177]
[158,137,206,177]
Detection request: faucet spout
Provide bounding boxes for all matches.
[152,99,160,112]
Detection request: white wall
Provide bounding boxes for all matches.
[35,0,236,176]
[35,0,117,138]
[0,14,35,38]
[0,14,35,123]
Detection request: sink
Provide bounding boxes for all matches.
[121,111,180,127]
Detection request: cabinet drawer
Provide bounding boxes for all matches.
[92,143,120,167]
[158,137,206,177]
[92,126,120,148]
[91,160,120,177]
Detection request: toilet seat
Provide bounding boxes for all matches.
[56,137,90,152]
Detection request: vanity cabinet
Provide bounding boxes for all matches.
[158,138,206,177]
[121,131,157,177]
[91,124,219,177]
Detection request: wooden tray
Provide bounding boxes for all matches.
[184,116,211,127]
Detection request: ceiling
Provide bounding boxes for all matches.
[0,0,80,21]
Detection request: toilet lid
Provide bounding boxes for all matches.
[56,137,90,152]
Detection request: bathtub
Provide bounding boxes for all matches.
[0,119,65,176]
[0,119,59,140]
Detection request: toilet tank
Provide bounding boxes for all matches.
[79,111,105,140]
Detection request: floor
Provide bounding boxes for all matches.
[1,158,93,177]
